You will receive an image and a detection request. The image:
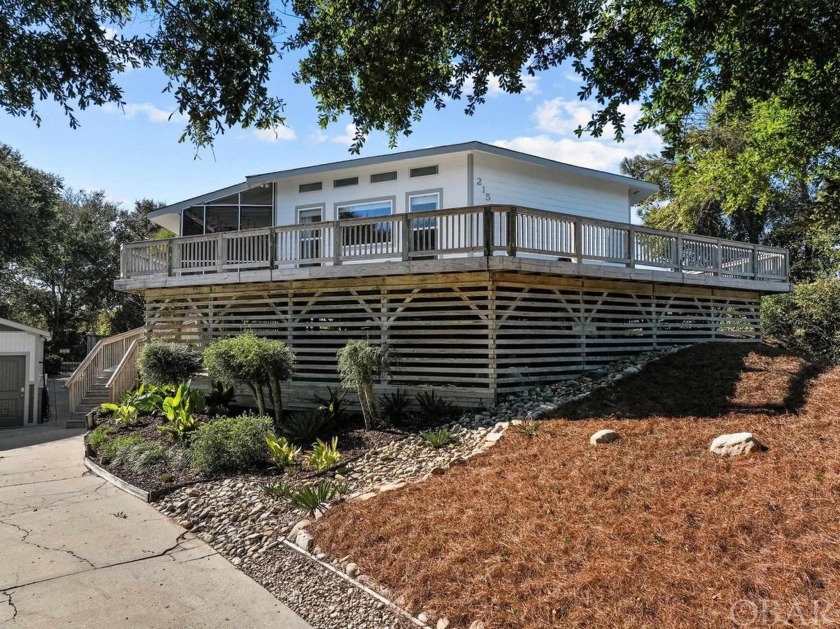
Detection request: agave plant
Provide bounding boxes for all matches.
[420,427,456,449]
[263,480,347,516]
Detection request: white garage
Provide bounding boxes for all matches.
[0,318,50,428]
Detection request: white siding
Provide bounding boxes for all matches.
[0,331,40,382]
[472,152,631,223]
[273,153,469,225]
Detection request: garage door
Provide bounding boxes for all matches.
[0,356,26,427]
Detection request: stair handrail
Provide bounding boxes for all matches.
[106,337,145,402]
[65,327,144,414]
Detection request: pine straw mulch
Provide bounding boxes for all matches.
[309,343,840,628]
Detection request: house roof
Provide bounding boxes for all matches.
[0,317,51,339]
[149,140,659,220]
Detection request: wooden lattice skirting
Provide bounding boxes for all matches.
[141,270,762,408]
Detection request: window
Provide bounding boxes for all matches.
[410,165,438,178]
[334,176,359,188]
[337,199,393,246]
[337,199,393,220]
[409,193,440,212]
[299,182,322,193]
[179,184,274,235]
[182,207,205,236]
[371,171,398,183]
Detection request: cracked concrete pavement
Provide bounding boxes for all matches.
[0,426,311,628]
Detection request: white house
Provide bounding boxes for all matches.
[0,318,50,427]
[146,141,658,237]
[68,141,791,412]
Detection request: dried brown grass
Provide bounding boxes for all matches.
[311,344,840,628]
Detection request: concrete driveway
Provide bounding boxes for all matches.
[0,427,311,628]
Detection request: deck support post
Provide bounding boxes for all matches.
[574,218,583,264]
[401,214,412,262]
[332,220,342,266]
[628,226,636,268]
[506,206,518,257]
[166,240,174,276]
[482,206,493,258]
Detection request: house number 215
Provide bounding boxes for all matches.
[475,177,491,201]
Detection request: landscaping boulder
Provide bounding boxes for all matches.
[590,429,620,445]
[295,529,313,552]
[287,519,311,542]
[710,432,767,456]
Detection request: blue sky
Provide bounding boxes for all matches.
[0,47,661,209]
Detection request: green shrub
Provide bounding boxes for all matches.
[263,479,347,516]
[87,425,114,452]
[337,339,393,430]
[203,332,296,423]
[124,383,175,415]
[137,341,202,386]
[43,354,62,376]
[157,383,203,442]
[100,401,139,426]
[762,279,840,362]
[188,414,273,476]
[265,434,300,469]
[279,408,334,445]
[307,436,341,472]
[420,427,456,449]
[313,387,348,424]
[99,434,143,463]
[112,439,176,472]
[379,389,412,425]
[206,381,236,416]
[415,390,459,421]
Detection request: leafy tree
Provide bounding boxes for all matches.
[621,103,840,283]
[289,0,840,156]
[0,144,61,272]
[204,332,296,424]
[100,199,170,334]
[336,339,392,430]
[1,0,285,148]
[1,189,121,355]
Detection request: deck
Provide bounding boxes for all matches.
[116,205,790,294]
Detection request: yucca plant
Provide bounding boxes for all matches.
[265,434,300,469]
[415,390,459,421]
[308,436,341,472]
[263,480,347,516]
[379,389,413,426]
[100,401,139,426]
[420,427,456,449]
[313,387,348,424]
[279,408,334,444]
[336,339,393,430]
[514,419,542,438]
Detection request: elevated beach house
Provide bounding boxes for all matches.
[67,141,790,414]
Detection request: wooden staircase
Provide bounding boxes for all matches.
[65,328,145,428]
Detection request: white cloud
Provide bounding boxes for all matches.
[330,123,358,145]
[252,123,297,143]
[493,97,662,172]
[103,102,184,124]
[493,135,638,171]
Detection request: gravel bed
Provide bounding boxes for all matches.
[154,348,678,627]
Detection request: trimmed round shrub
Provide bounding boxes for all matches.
[136,341,202,386]
[761,279,840,363]
[188,414,273,476]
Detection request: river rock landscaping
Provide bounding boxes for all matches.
[138,348,677,627]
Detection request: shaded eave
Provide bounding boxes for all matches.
[148,140,659,221]
[0,317,51,339]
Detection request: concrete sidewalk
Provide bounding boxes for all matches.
[0,427,311,628]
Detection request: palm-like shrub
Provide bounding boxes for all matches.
[136,341,202,386]
[203,331,296,423]
[263,480,346,516]
[336,339,392,430]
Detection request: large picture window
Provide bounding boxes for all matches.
[180,184,274,235]
[337,199,393,246]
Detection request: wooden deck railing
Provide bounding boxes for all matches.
[105,337,145,403]
[121,205,789,283]
[65,327,145,413]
